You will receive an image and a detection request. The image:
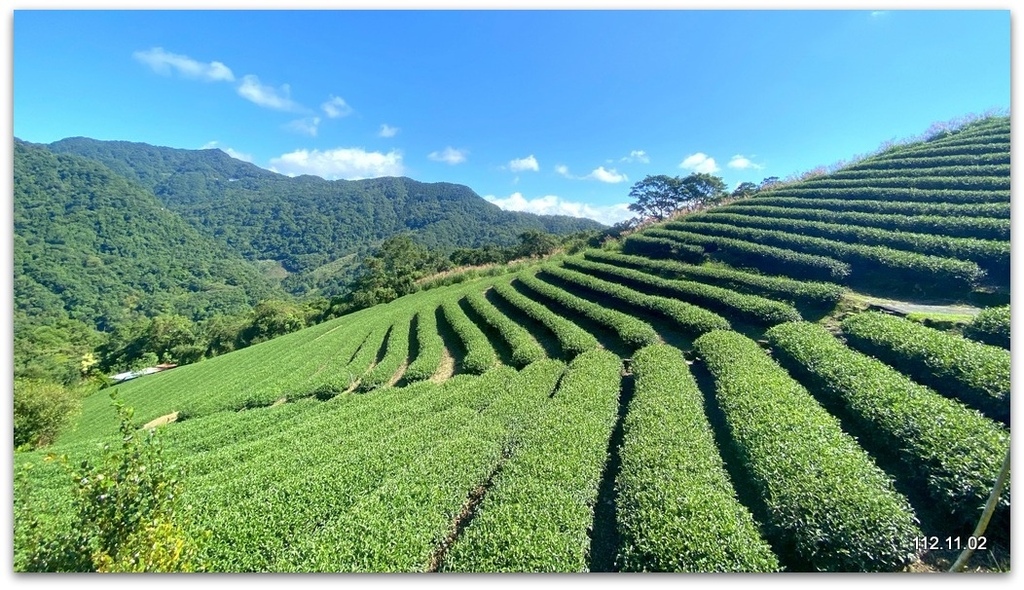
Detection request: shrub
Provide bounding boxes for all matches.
[14,379,81,450]
[618,344,780,572]
[841,311,1010,424]
[644,227,851,282]
[17,391,208,572]
[963,305,1010,349]
[693,330,921,572]
[765,321,1010,529]
[561,258,801,326]
[490,279,598,358]
[582,249,844,307]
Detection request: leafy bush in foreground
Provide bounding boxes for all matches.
[618,344,779,572]
[765,321,1010,529]
[693,330,921,572]
[841,312,1010,424]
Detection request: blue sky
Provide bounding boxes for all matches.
[12,8,1010,225]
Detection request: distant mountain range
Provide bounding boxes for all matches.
[43,137,604,292]
[13,137,604,380]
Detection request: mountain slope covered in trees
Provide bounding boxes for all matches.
[46,137,605,295]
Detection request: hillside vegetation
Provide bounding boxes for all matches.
[15,116,1011,573]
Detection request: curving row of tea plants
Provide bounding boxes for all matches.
[14,116,1011,573]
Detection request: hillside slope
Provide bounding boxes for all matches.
[13,140,284,378]
[15,116,1010,574]
[46,137,606,295]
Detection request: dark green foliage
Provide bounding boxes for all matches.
[622,234,708,263]
[826,164,1010,181]
[490,279,599,358]
[627,173,728,221]
[46,137,603,291]
[582,249,844,307]
[963,305,1010,349]
[660,222,985,292]
[841,312,1010,424]
[13,139,281,380]
[619,345,780,572]
[765,187,1008,204]
[690,212,1009,277]
[561,258,801,326]
[518,270,660,349]
[440,298,497,374]
[644,228,851,282]
[796,175,1009,192]
[13,380,82,450]
[717,204,1009,240]
[732,196,1009,219]
[840,152,1010,172]
[764,321,1010,529]
[693,330,921,572]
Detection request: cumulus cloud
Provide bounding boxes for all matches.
[585,166,628,183]
[285,117,321,137]
[269,147,404,180]
[133,47,234,82]
[237,74,303,111]
[484,193,632,226]
[680,152,720,173]
[727,154,763,170]
[378,124,399,138]
[620,150,650,164]
[428,146,468,165]
[200,141,253,163]
[321,95,353,118]
[554,164,572,178]
[509,155,540,172]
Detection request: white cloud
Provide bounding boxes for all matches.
[555,164,627,183]
[870,11,888,17]
[378,124,399,138]
[428,146,468,165]
[585,166,628,183]
[485,193,631,226]
[321,95,353,118]
[269,147,404,180]
[133,47,235,82]
[727,154,763,170]
[285,117,321,137]
[680,152,720,173]
[237,74,303,111]
[200,141,253,163]
[620,149,650,164]
[509,155,540,172]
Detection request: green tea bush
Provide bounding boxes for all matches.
[693,330,921,572]
[618,344,780,572]
[765,321,1010,528]
[841,311,1010,423]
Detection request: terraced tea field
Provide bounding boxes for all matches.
[14,116,1011,572]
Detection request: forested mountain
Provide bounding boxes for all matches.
[13,139,285,381]
[47,137,604,295]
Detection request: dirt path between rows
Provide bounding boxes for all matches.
[856,295,982,317]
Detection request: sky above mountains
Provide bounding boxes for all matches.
[13,8,1010,225]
